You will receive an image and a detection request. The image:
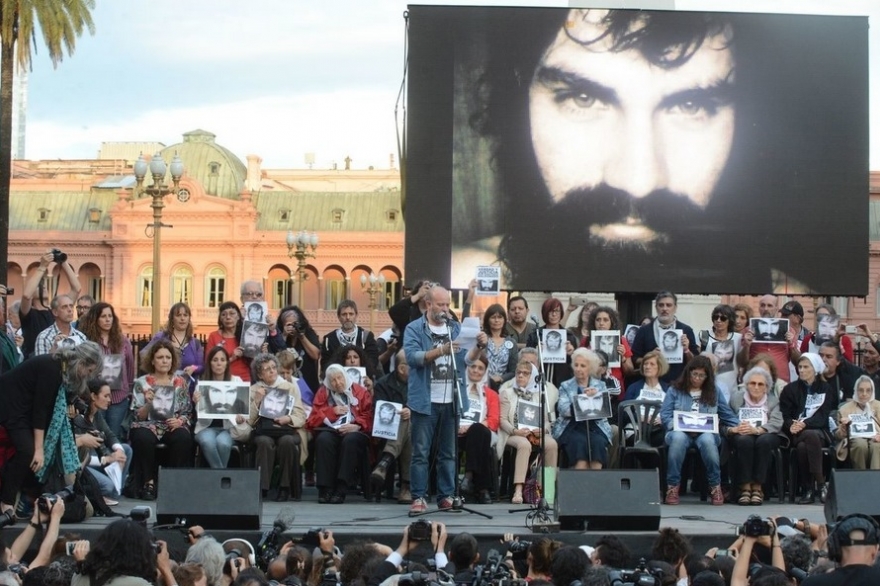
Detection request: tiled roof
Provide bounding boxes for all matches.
[10,191,117,231]
[254,191,404,232]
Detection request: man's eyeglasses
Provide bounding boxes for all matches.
[76,306,91,313]
[242,291,263,299]
[711,314,728,321]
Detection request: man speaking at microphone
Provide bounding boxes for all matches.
[403,285,469,515]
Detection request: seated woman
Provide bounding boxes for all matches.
[744,353,785,398]
[328,343,376,393]
[76,378,132,505]
[728,367,783,505]
[247,353,308,501]
[129,339,194,500]
[498,360,558,504]
[553,348,613,471]
[458,356,500,504]
[660,355,739,506]
[623,350,670,447]
[192,347,243,469]
[836,375,880,470]
[307,364,373,504]
[780,353,836,504]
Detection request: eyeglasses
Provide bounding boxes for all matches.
[242,291,263,299]
[690,372,708,379]
[711,314,728,321]
[76,306,91,313]
[548,308,562,314]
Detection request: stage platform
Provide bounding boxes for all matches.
[2,485,829,561]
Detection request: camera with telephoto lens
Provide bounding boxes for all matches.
[1,563,27,578]
[507,540,532,560]
[409,519,433,541]
[72,413,112,459]
[0,509,15,529]
[38,486,75,514]
[738,515,774,538]
[608,558,662,586]
[51,248,67,263]
[471,549,527,586]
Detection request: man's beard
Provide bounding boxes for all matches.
[212,403,234,413]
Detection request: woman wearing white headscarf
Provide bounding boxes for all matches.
[498,360,557,504]
[306,363,373,504]
[836,375,880,470]
[458,355,500,504]
[780,352,836,504]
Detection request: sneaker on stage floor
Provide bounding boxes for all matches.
[409,497,427,516]
[710,485,724,506]
[438,497,454,510]
[664,485,680,506]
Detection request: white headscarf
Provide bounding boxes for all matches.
[798,352,826,378]
[514,363,540,400]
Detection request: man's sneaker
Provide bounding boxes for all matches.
[409,497,428,516]
[710,485,724,506]
[438,497,454,510]
[664,485,680,505]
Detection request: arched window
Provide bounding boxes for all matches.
[171,266,193,305]
[138,266,153,307]
[205,266,227,308]
[323,267,346,310]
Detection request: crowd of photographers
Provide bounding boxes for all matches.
[2,510,880,586]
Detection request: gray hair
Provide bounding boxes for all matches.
[571,347,600,375]
[50,294,73,311]
[185,536,226,586]
[742,366,773,390]
[240,280,263,296]
[251,352,280,382]
[854,375,875,402]
[60,340,104,395]
[324,363,349,389]
[518,347,539,360]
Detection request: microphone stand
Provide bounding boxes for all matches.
[415,313,492,520]
[508,317,557,532]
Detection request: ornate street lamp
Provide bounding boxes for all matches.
[360,272,386,332]
[285,230,319,306]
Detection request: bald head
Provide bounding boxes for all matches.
[425,285,451,326]
[758,295,778,318]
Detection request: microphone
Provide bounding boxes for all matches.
[530,314,541,325]
[436,312,449,322]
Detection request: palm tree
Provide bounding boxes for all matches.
[0,0,95,284]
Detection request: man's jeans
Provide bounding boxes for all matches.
[410,403,456,501]
[665,431,721,488]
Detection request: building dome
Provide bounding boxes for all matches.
[161,129,246,199]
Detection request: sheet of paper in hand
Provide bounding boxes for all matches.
[259,387,292,419]
[100,354,124,389]
[240,319,270,358]
[372,400,402,440]
[197,381,250,420]
[637,388,665,420]
[244,301,268,323]
[541,329,566,363]
[849,414,877,439]
[574,391,612,421]
[624,324,639,346]
[516,399,541,430]
[461,395,482,426]
[345,366,366,387]
[739,408,765,428]
[592,331,621,368]
[660,329,684,364]
[673,411,718,433]
[148,386,177,420]
[475,265,501,296]
[750,318,789,343]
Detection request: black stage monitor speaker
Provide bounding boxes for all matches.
[157,468,262,530]
[556,469,661,531]
[825,469,880,524]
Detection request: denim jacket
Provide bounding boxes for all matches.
[552,376,613,442]
[403,315,469,416]
[660,385,740,434]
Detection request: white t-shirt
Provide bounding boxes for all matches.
[429,323,454,404]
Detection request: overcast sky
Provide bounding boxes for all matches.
[21,0,880,170]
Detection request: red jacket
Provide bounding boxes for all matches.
[307,383,373,433]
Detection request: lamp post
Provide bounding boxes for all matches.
[285,230,319,307]
[360,272,386,331]
[134,152,184,333]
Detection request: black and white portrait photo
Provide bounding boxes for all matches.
[406,6,868,296]
[673,411,718,434]
[240,320,269,358]
[660,329,684,365]
[258,387,291,419]
[592,331,620,368]
[475,265,501,296]
[196,381,249,420]
[624,324,639,347]
[346,366,366,387]
[711,340,735,374]
[101,353,124,389]
[574,390,612,421]
[542,329,566,364]
[849,414,877,439]
[149,386,177,421]
[244,301,268,324]
[372,400,402,440]
[750,318,789,343]
[516,399,541,431]
[815,314,840,346]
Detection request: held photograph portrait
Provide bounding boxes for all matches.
[196,381,249,421]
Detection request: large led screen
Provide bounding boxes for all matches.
[405,6,869,295]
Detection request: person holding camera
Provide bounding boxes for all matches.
[269,306,321,393]
[729,517,789,586]
[0,341,103,519]
[75,378,131,505]
[19,249,82,360]
[3,495,66,573]
[367,521,449,586]
[72,519,174,586]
